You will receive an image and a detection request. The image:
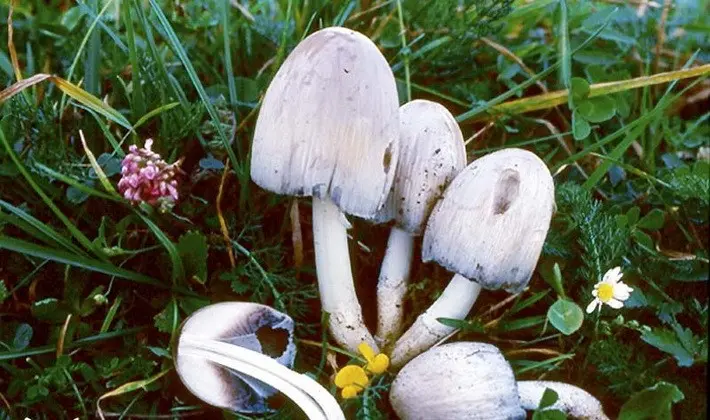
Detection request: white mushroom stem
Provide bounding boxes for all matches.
[518,381,610,420]
[390,274,482,367]
[180,335,345,420]
[312,196,378,353]
[375,227,414,348]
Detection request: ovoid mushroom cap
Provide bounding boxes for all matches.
[250,26,399,219]
[390,342,526,420]
[378,100,466,234]
[175,302,296,413]
[422,148,555,293]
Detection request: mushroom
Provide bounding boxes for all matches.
[390,148,555,366]
[389,342,526,419]
[518,381,610,420]
[250,26,399,353]
[375,99,465,348]
[175,302,344,420]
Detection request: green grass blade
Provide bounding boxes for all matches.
[34,163,122,202]
[59,0,117,113]
[130,0,177,113]
[506,0,557,20]
[514,354,575,374]
[582,76,706,190]
[133,102,181,129]
[84,0,102,96]
[123,0,146,117]
[100,296,123,333]
[403,79,468,107]
[221,0,238,108]
[79,130,119,195]
[0,236,165,288]
[273,0,294,72]
[0,199,87,257]
[0,73,51,104]
[391,36,451,73]
[456,15,612,122]
[77,0,128,52]
[396,0,411,102]
[553,79,702,174]
[1,74,131,130]
[87,109,124,156]
[489,64,710,117]
[134,212,185,284]
[146,0,240,174]
[0,127,108,261]
[0,211,63,251]
[54,77,132,129]
[558,0,571,106]
[0,327,145,362]
[0,50,13,77]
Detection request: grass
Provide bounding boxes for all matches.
[0,0,708,419]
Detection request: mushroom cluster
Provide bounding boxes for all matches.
[249,26,555,363]
[175,25,607,420]
[390,148,555,366]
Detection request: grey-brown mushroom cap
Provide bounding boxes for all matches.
[250,27,399,219]
[388,99,466,235]
[175,302,296,413]
[421,148,555,293]
[390,342,526,420]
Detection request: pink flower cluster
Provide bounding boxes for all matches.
[118,139,181,212]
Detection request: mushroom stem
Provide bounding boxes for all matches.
[390,274,482,367]
[312,196,378,353]
[517,381,610,420]
[375,227,414,348]
[180,335,345,420]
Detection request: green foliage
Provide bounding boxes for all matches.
[532,388,567,420]
[403,0,513,42]
[154,299,179,334]
[586,337,658,399]
[641,320,706,367]
[0,280,8,304]
[618,382,685,420]
[177,231,209,284]
[556,183,629,281]
[0,0,708,418]
[547,299,584,335]
[542,263,584,336]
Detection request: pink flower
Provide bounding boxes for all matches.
[117,139,182,212]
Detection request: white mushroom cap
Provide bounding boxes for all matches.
[422,148,555,293]
[175,302,296,413]
[383,99,466,235]
[518,381,610,420]
[390,342,526,420]
[250,27,399,219]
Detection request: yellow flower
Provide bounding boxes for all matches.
[358,342,390,374]
[586,266,634,313]
[334,365,369,399]
[333,342,390,399]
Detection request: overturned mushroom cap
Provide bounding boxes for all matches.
[380,99,466,234]
[518,381,610,420]
[175,302,296,413]
[250,26,399,219]
[422,148,555,293]
[390,342,526,420]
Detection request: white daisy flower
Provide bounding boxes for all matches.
[586,266,634,313]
